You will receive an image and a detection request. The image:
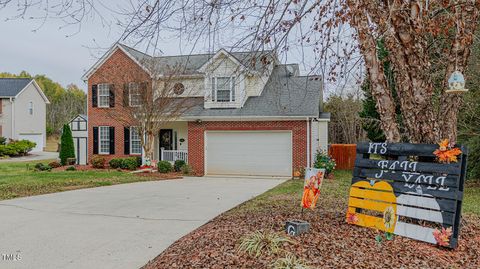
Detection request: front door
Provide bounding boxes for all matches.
[159,129,173,160]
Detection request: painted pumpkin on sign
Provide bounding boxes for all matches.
[346,181,397,233]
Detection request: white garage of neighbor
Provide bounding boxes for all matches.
[205,131,292,177]
[18,134,44,152]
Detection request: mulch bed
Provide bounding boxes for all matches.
[52,165,183,180]
[143,188,480,268]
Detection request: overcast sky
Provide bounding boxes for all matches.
[0,1,361,96]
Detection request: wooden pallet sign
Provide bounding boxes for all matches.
[346,142,468,248]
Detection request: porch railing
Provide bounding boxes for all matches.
[160,148,188,163]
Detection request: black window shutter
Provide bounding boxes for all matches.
[123,84,129,107]
[109,84,115,107]
[124,127,130,155]
[93,127,99,154]
[92,85,98,107]
[109,127,115,154]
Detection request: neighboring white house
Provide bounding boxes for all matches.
[0,78,50,152]
[69,114,88,165]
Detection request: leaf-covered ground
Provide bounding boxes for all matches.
[144,171,480,268]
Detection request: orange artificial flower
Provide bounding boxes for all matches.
[433,139,462,163]
[346,212,359,224]
[433,227,452,247]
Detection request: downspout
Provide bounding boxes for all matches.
[306,117,310,168]
[9,97,14,139]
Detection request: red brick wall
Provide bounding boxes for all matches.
[87,48,150,162]
[188,121,308,176]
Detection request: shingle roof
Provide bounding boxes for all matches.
[119,44,275,75]
[0,78,32,97]
[183,64,322,118]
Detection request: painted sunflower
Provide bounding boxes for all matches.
[383,206,395,230]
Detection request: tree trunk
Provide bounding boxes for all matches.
[439,3,480,144]
[349,0,401,142]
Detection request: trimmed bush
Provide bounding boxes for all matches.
[158,161,173,173]
[121,157,139,170]
[109,158,123,169]
[0,136,6,145]
[0,140,36,156]
[34,163,52,172]
[180,164,192,175]
[174,160,186,172]
[136,156,142,167]
[91,155,106,168]
[66,166,77,171]
[59,124,75,165]
[108,157,140,170]
[48,161,61,168]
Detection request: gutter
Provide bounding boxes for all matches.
[306,117,310,168]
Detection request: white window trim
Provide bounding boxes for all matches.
[98,84,110,108]
[129,126,142,155]
[28,101,34,115]
[98,126,110,155]
[212,77,235,103]
[128,82,141,107]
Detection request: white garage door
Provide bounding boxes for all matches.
[205,131,292,177]
[18,134,44,152]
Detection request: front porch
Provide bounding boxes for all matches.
[153,121,189,163]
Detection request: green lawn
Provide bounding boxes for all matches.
[0,160,167,200]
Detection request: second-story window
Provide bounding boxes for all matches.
[98,84,110,107]
[129,82,141,107]
[212,77,235,102]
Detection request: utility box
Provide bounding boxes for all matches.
[285,220,310,236]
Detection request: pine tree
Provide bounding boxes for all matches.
[59,124,75,165]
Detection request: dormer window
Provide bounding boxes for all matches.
[212,77,235,102]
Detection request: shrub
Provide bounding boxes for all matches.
[66,166,77,171]
[0,144,18,156]
[59,124,75,165]
[0,136,6,145]
[109,157,140,170]
[181,164,193,175]
[313,150,336,175]
[174,160,186,172]
[109,158,123,169]
[157,161,173,173]
[238,230,292,257]
[6,140,36,156]
[91,155,106,168]
[121,157,139,170]
[34,163,52,172]
[136,156,142,167]
[48,161,61,168]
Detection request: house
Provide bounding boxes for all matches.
[82,43,329,177]
[69,114,88,165]
[0,78,50,152]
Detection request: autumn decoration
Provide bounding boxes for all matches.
[382,206,396,230]
[433,227,453,247]
[433,139,462,163]
[301,168,325,210]
[346,212,359,224]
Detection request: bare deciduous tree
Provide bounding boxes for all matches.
[3,0,479,144]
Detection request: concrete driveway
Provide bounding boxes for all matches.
[0,177,285,269]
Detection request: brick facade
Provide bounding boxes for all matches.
[187,120,308,176]
[87,48,150,162]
